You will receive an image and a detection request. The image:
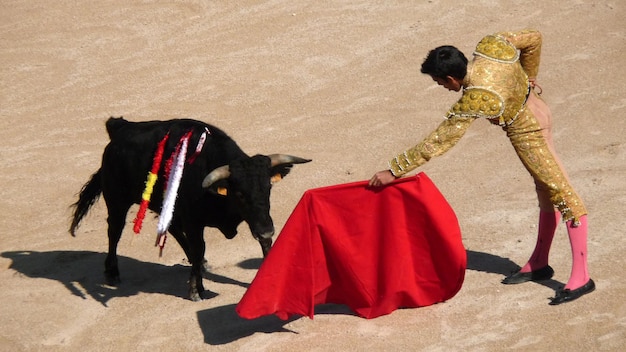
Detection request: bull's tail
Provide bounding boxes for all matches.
[69,169,103,236]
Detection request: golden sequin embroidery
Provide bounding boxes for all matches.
[447,87,504,120]
[474,35,518,63]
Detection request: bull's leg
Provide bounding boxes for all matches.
[104,204,130,285]
[188,263,205,302]
[185,226,208,301]
[168,222,192,260]
[169,222,210,275]
[259,237,273,258]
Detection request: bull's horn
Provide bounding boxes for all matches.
[202,165,230,188]
[268,154,312,166]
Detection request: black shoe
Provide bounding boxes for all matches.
[501,265,554,285]
[549,279,595,305]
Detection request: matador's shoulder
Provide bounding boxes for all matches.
[474,34,518,63]
[447,87,504,119]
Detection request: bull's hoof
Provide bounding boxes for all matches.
[189,292,203,302]
[189,290,218,302]
[104,273,121,286]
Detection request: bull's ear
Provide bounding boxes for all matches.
[207,186,228,197]
[206,180,229,197]
[270,173,283,184]
[269,165,292,182]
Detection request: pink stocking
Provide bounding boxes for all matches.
[564,215,590,290]
[521,210,560,273]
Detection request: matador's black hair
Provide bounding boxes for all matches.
[420,45,468,80]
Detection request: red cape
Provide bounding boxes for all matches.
[236,173,465,319]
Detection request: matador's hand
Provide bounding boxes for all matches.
[528,78,542,95]
[368,170,397,187]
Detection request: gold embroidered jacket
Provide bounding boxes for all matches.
[389,30,541,176]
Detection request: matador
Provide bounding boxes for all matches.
[369,30,594,305]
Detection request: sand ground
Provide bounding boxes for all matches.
[1,1,625,351]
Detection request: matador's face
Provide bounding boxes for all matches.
[431,75,463,92]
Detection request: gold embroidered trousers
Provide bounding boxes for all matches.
[505,91,587,223]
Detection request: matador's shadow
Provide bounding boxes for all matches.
[1,250,250,307]
[466,250,563,290]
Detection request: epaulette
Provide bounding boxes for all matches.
[447,87,504,121]
[474,35,518,63]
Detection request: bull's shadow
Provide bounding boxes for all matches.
[1,250,251,306]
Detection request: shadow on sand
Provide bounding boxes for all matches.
[3,249,564,345]
[195,249,566,345]
[196,303,355,344]
[197,304,298,345]
[1,249,301,344]
[466,249,564,291]
[1,250,250,307]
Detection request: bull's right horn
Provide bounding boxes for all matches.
[202,165,230,188]
[268,154,312,166]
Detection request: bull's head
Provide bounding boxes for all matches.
[202,154,311,256]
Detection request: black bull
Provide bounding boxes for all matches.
[70,117,311,301]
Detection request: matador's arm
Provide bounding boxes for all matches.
[388,116,476,177]
[496,29,542,79]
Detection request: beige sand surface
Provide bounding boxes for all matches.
[1,1,625,351]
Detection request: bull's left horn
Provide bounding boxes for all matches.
[202,165,230,188]
[268,154,312,166]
